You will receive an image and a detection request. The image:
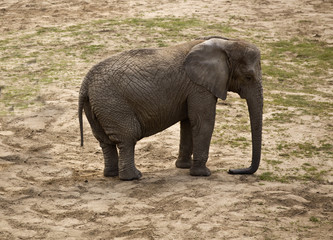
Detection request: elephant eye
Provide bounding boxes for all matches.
[245,75,252,81]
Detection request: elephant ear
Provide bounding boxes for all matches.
[184,39,230,100]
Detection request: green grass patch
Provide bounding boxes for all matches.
[259,168,329,183]
[309,216,320,223]
[122,17,237,35]
[91,17,236,46]
[266,111,296,124]
[259,172,288,183]
[1,85,39,109]
[123,17,202,31]
[297,170,328,182]
[37,26,62,35]
[262,37,333,92]
[302,163,317,172]
[265,159,283,166]
[262,64,299,81]
[267,93,332,116]
[81,44,105,59]
[265,37,333,70]
[277,141,333,158]
[226,136,250,148]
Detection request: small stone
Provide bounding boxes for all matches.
[0,131,14,136]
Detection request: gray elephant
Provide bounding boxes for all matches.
[79,36,263,180]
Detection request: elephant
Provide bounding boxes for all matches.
[78,36,263,180]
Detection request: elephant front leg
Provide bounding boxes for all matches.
[187,92,217,177]
[100,143,119,177]
[176,119,193,169]
[190,127,213,177]
[117,141,142,180]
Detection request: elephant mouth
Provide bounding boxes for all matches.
[237,87,246,99]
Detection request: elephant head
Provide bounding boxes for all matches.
[185,38,263,174]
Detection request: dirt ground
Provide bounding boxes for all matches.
[0,0,332,239]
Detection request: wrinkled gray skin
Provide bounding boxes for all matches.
[79,36,263,180]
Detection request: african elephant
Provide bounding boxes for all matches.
[79,36,263,180]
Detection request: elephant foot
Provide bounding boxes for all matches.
[175,158,192,169]
[104,168,119,177]
[190,166,211,176]
[119,168,142,181]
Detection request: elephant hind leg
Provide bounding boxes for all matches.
[100,143,119,177]
[117,141,142,180]
[83,101,119,176]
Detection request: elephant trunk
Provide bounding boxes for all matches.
[229,83,263,174]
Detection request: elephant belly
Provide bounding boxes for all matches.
[121,76,190,138]
[135,101,188,138]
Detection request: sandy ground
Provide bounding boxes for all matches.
[0,0,332,239]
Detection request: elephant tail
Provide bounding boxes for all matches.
[79,100,84,147]
[78,82,88,147]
